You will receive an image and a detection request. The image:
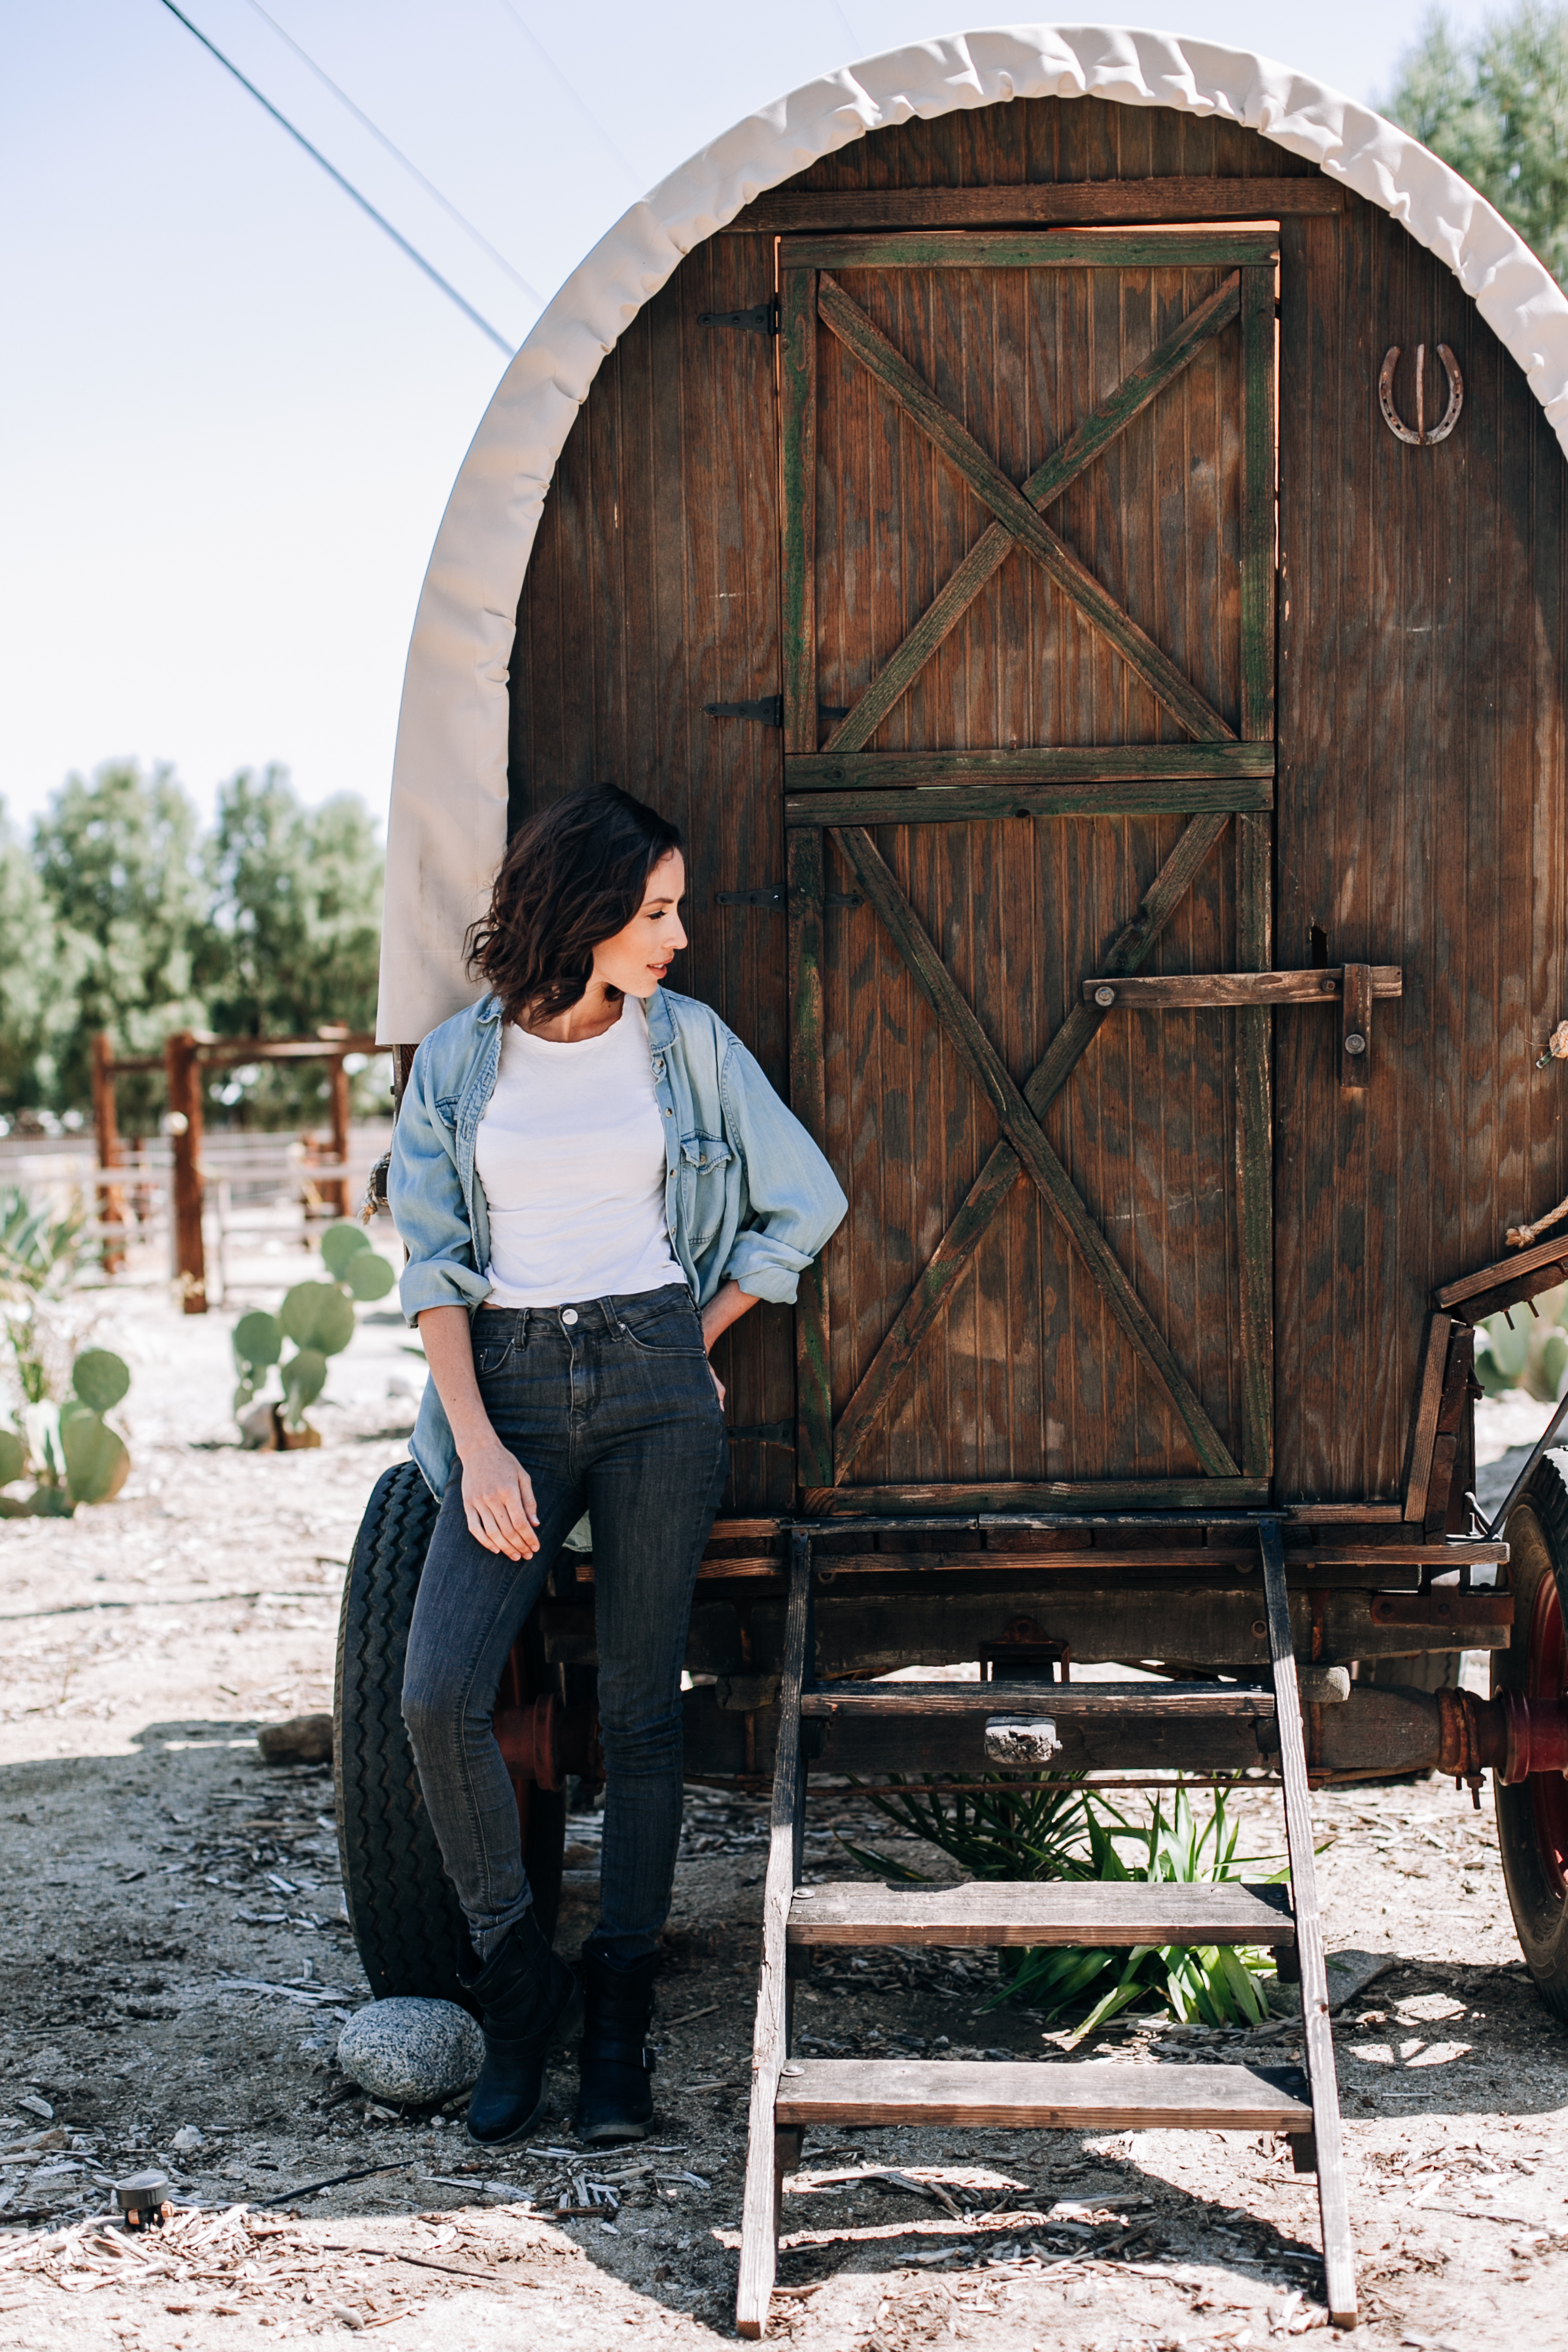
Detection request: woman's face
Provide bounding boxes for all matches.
[591,848,688,998]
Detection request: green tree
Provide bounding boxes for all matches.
[199,766,384,1125]
[201,766,381,1040]
[1386,5,1568,284]
[0,799,78,1117]
[32,761,208,1128]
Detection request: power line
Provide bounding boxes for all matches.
[154,0,515,356]
[239,0,544,308]
[491,0,642,188]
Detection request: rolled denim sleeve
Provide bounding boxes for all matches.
[717,1036,847,1303]
[389,1044,491,1324]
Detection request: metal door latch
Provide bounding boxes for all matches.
[699,297,780,335]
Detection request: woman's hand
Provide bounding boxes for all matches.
[699,1279,760,1410]
[417,1304,540,1560]
[460,1431,540,1560]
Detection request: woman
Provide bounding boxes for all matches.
[390,786,846,2149]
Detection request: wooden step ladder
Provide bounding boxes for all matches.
[734,1517,1355,2335]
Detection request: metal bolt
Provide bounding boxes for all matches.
[1252,1620,1268,1638]
[1344,1032,1367,1055]
[1094,985,1116,1008]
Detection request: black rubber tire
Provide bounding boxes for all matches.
[1494,1455,1568,2021]
[334,1462,566,2005]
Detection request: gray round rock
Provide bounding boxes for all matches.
[336,1997,483,2105]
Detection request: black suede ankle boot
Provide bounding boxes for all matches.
[574,1944,658,2145]
[459,1908,580,2146]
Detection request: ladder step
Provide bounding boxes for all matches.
[788,1877,1294,1948]
[775,2057,1312,2133]
[799,1679,1276,1721]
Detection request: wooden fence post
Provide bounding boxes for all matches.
[164,1030,207,1314]
[326,1053,351,1219]
[91,1032,127,1274]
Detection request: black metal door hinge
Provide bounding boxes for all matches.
[715,886,862,912]
[704,698,852,727]
[699,296,780,334]
[725,1421,795,1445]
[706,695,782,726]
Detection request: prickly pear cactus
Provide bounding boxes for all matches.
[0,1346,131,1513]
[232,1224,397,1438]
[1474,1286,1568,1401]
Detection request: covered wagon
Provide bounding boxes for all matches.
[332,26,1568,2330]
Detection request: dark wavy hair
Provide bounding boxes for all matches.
[465,786,683,1024]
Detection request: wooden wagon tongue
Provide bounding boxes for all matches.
[735,1519,1361,2336]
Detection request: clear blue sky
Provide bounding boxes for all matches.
[1,3,1488,834]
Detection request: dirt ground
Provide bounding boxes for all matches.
[2,1290,1567,2349]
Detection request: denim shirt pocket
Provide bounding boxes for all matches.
[680,1132,734,1248]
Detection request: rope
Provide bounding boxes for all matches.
[1508,1193,1568,1248]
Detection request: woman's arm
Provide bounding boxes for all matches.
[417,1306,540,1560]
[699,1277,759,1405]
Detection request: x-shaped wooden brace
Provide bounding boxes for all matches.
[814,270,1242,754]
[829,812,1239,1482]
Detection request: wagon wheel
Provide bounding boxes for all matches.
[1494,1456,1568,2019]
[334,1461,567,2008]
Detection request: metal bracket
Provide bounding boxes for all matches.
[706,695,783,726]
[1340,962,1372,1091]
[726,1421,795,1445]
[1379,342,1463,445]
[716,888,861,912]
[699,296,780,335]
[705,698,852,727]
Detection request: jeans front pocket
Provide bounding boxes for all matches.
[472,1333,514,1377]
[616,1293,706,1358]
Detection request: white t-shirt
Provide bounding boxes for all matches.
[475,995,684,1308]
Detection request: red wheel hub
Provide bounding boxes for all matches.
[1527,1569,1568,1896]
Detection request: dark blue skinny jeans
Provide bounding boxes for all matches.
[400,1287,729,1967]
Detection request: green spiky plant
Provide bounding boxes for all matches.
[843,1771,1282,2042]
[232,1220,395,1437]
[995,1782,1283,2043]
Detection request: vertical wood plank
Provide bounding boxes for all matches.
[789,827,833,1489]
[736,1531,813,2338]
[1402,1311,1453,1524]
[1259,1520,1357,2327]
[1236,823,1274,1484]
[780,268,818,757]
[1240,262,1277,744]
[1236,251,1276,1486]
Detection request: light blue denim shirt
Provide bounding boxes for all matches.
[390,987,846,1496]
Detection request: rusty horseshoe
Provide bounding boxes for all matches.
[1379,342,1464,444]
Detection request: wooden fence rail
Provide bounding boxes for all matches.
[92,1029,379,1313]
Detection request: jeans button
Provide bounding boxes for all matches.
[561,1307,579,1326]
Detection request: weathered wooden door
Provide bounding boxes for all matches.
[781,228,1278,1510]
